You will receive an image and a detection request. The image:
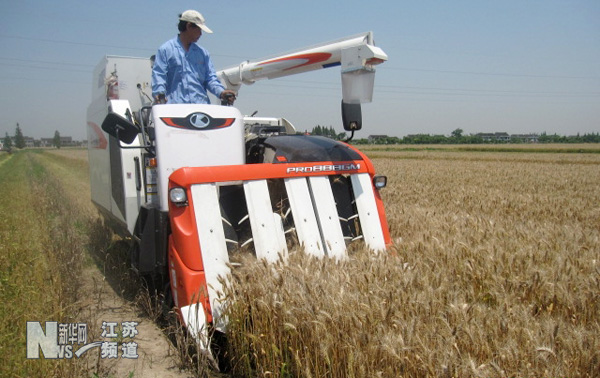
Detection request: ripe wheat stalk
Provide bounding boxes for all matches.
[220,150,600,377]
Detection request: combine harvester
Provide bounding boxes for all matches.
[87,32,391,344]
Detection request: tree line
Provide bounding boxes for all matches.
[309,126,600,144]
[352,132,600,145]
[2,123,62,152]
[309,125,348,141]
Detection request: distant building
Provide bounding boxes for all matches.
[41,136,79,147]
[60,136,74,146]
[476,132,539,143]
[476,132,510,142]
[0,134,84,148]
[24,137,35,148]
[477,133,494,141]
[511,134,539,143]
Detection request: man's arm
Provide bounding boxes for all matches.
[203,56,226,99]
[203,56,237,105]
[151,48,169,102]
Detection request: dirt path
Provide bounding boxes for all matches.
[38,150,194,378]
[77,266,192,378]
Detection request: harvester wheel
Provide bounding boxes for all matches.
[129,238,141,274]
[160,281,174,319]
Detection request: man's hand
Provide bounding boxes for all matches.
[154,93,167,104]
[220,90,237,105]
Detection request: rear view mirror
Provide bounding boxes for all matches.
[101,112,140,144]
[341,101,362,131]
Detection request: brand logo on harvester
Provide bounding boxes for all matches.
[189,113,211,129]
[27,321,139,359]
[286,163,361,174]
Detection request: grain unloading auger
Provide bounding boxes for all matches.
[87,32,390,345]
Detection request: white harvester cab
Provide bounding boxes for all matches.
[87,32,391,347]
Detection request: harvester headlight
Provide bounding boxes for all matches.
[169,187,188,206]
[373,175,387,189]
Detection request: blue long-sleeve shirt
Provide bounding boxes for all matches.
[151,36,225,104]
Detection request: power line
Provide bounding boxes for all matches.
[0,67,596,100]
[0,57,91,67]
[0,62,90,73]
[0,34,246,59]
[0,34,155,52]
[376,89,600,99]
[267,80,600,98]
[0,76,86,84]
[3,34,598,80]
[1,34,597,99]
[380,66,600,80]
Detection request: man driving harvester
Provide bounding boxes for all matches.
[152,10,237,105]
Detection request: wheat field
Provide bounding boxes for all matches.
[221,146,600,377]
[2,146,598,377]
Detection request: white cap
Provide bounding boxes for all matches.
[180,10,213,34]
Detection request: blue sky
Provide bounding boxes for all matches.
[0,0,598,140]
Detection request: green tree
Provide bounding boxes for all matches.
[3,132,12,151]
[463,134,484,144]
[14,123,25,149]
[311,125,343,139]
[53,130,61,149]
[451,128,463,138]
[327,126,337,138]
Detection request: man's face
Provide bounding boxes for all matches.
[188,23,202,42]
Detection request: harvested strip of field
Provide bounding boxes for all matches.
[0,150,190,378]
[222,149,600,377]
[0,151,88,377]
[0,152,11,166]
